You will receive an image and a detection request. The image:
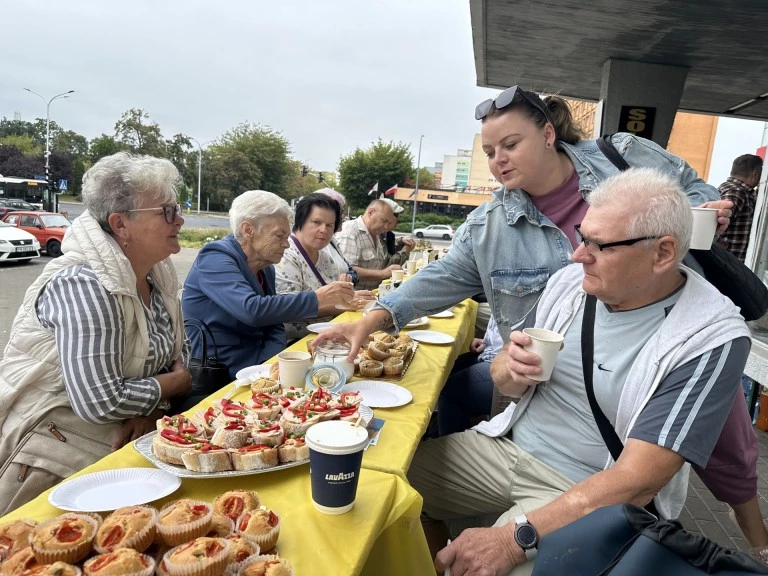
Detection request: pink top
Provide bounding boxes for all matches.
[530,169,587,250]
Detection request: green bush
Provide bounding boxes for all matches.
[179,228,231,248]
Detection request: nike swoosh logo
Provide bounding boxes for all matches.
[597,363,613,372]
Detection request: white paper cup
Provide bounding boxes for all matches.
[305,420,369,514]
[406,261,417,276]
[278,351,312,390]
[690,207,718,250]
[391,269,404,282]
[522,328,564,382]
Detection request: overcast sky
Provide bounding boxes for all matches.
[3,0,764,181]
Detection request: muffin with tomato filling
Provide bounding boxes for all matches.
[1,546,39,575]
[18,561,82,576]
[0,519,37,562]
[83,548,154,576]
[213,491,261,523]
[230,445,278,471]
[222,534,259,572]
[236,509,280,552]
[94,506,157,554]
[249,378,279,395]
[162,537,229,576]
[239,554,293,576]
[156,500,212,547]
[205,514,234,539]
[32,514,98,565]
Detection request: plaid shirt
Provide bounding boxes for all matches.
[334,217,408,290]
[717,176,756,262]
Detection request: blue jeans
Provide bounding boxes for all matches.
[437,352,495,436]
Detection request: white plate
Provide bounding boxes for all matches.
[341,381,413,408]
[429,309,455,319]
[408,330,455,345]
[235,364,271,380]
[307,322,337,333]
[405,316,429,328]
[49,468,181,512]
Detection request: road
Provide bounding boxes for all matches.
[59,202,231,230]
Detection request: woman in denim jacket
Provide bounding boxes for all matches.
[316,86,768,550]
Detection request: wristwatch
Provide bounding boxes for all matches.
[513,514,539,561]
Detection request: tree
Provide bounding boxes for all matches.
[338,139,414,209]
[114,108,166,156]
[0,146,42,178]
[52,129,89,158]
[208,148,263,211]
[215,123,292,196]
[90,134,126,162]
[0,135,42,157]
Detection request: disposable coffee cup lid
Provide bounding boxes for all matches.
[306,420,369,455]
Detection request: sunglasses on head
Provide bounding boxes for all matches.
[475,85,551,122]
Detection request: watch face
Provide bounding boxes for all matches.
[516,523,538,548]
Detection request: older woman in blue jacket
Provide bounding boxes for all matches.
[182,190,353,380]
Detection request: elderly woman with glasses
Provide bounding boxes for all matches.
[276,193,374,340]
[313,87,768,565]
[182,190,354,380]
[0,152,192,514]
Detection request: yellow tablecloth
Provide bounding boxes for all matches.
[0,298,477,575]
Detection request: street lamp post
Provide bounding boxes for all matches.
[189,138,212,215]
[410,135,424,234]
[23,88,75,210]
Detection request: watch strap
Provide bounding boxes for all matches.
[514,514,538,561]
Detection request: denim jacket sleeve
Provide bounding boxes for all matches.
[375,222,484,330]
[613,133,719,205]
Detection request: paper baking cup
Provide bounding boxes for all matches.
[163,538,230,576]
[94,506,157,554]
[235,554,293,576]
[157,501,213,547]
[83,551,155,576]
[249,382,280,395]
[236,511,280,552]
[33,514,98,565]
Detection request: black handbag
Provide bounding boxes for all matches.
[533,504,768,575]
[596,134,768,321]
[183,318,231,398]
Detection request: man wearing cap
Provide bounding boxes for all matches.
[334,198,414,290]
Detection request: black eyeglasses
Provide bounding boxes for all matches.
[126,203,182,224]
[574,224,660,252]
[475,85,551,122]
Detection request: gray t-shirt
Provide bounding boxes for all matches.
[511,289,749,483]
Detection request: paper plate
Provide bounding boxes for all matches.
[49,468,181,512]
[341,381,413,408]
[235,364,271,380]
[408,330,455,345]
[404,316,429,328]
[307,322,337,333]
[429,309,455,318]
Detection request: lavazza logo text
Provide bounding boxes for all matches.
[326,471,355,481]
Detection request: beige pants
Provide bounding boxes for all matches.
[408,430,575,576]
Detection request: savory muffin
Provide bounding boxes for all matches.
[366,341,390,361]
[0,547,38,575]
[156,500,213,547]
[32,514,98,565]
[83,548,154,576]
[213,490,261,522]
[239,555,293,576]
[19,561,82,575]
[372,332,396,347]
[205,514,234,539]
[162,537,229,576]
[223,533,259,566]
[0,519,37,562]
[94,506,157,554]
[249,378,280,395]
[236,509,280,552]
[382,356,404,376]
[358,359,383,378]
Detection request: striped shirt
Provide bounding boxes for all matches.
[36,264,176,424]
[334,217,408,290]
[717,176,756,262]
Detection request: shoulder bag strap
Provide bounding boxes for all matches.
[184,318,220,365]
[596,134,630,172]
[290,235,327,286]
[581,294,659,517]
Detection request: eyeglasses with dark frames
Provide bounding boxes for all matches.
[126,203,182,224]
[475,85,551,122]
[574,224,661,252]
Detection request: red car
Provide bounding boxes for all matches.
[1,211,71,257]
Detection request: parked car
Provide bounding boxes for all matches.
[0,206,21,219]
[412,224,455,240]
[0,198,40,211]
[1,211,71,257]
[0,220,40,263]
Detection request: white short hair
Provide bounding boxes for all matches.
[82,152,180,229]
[588,167,692,261]
[230,190,294,239]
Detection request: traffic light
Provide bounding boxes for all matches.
[318,172,324,183]
[301,165,308,178]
